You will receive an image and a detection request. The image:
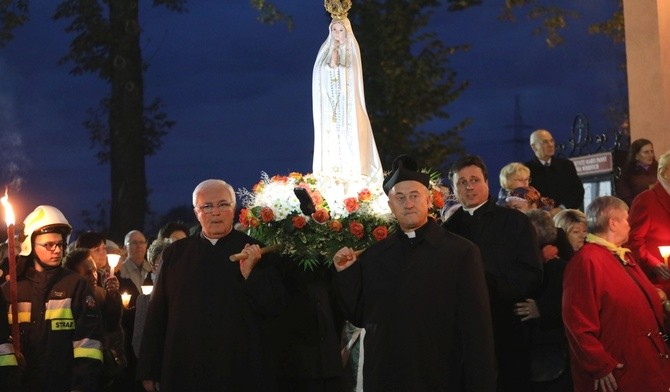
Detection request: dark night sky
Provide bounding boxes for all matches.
[0,0,623,235]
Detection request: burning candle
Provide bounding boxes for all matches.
[107,254,121,272]
[1,190,21,353]
[659,246,670,267]
[141,285,154,295]
[121,292,132,309]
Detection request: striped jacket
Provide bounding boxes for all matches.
[2,259,103,392]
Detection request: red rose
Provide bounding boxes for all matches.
[260,207,274,223]
[249,217,260,228]
[292,215,307,229]
[358,188,372,202]
[349,221,364,239]
[311,209,330,224]
[239,208,250,226]
[344,197,359,213]
[431,189,445,209]
[372,226,388,241]
[542,244,559,262]
[329,220,343,233]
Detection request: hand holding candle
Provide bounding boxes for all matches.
[107,253,120,272]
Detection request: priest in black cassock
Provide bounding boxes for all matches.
[137,179,286,392]
[334,161,497,391]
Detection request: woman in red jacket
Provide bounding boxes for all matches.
[563,196,670,392]
[627,149,670,292]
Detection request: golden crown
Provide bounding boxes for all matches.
[324,0,352,20]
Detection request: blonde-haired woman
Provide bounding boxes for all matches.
[497,162,531,205]
[553,209,588,252]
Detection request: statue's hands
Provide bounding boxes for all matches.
[330,47,340,67]
[334,247,357,272]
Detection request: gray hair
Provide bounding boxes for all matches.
[585,196,628,234]
[658,149,670,184]
[147,238,171,265]
[526,209,557,245]
[192,179,236,207]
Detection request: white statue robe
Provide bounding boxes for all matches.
[312,18,384,184]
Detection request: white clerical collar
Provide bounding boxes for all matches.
[201,233,219,245]
[463,201,487,216]
[404,231,416,238]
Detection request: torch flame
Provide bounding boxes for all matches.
[1,188,15,226]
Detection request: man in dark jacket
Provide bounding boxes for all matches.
[334,162,496,391]
[138,179,286,392]
[525,129,584,209]
[444,155,543,392]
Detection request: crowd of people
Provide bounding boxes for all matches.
[1,131,670,391]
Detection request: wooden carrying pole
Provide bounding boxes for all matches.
[229,244,282,262]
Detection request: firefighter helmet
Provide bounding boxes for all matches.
[20,205,72,256]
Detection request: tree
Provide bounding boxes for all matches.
[0,0,290,242]
[352,0,473,172]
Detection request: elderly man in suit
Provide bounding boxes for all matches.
[525,129,584,210]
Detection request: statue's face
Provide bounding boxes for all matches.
[331,22,346,44]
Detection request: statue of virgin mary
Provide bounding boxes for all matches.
[312,16,384,185]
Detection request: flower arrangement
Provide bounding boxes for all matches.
[238,171,446,269]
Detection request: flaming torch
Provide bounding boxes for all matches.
[1,189,21,354]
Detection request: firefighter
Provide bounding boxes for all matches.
[1,205,103,391]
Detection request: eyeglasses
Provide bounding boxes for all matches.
[196,201,234,214]
[126,240,147,246]
[456,177,484,188]
[35,241,66,251]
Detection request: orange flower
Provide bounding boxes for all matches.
[372,226,388,241]
[260,207,274,223]
[292,215,307,229]
[431,189,445,209]
[311,209,330,224]
[329,220,343,233]
[271,175,288,183]
[311,190,324,206]
[288,172,302,180]
[249,217,260,228]
[358,188,372,202]
[344,197,359,213]
[349,221,364,239]
[239,208,250,226]
[252,181,264,193]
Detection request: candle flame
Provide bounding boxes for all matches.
[1,189,15,226]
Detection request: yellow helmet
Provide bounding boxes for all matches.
[20,205,72,256]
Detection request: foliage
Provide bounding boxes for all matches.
[238,172,445,270]
[249,0,293,31]
[587,0,624,44]
[83,97,174,163]
[352,0,470,173]
[501,0,624,47]
[0,0,28,48]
